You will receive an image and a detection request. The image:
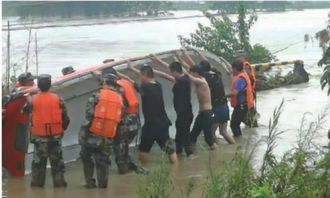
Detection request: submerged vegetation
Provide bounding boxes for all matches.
[137,101,330,198]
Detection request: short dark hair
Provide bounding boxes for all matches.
[37,74,51,92]
[199,60,211,72]
[107,67,118,75]
[140,65,154,78]
[62,66,75,76]
[169,61,183,73]
[103,59,115,64]
[190,65,204,76]
[103,74,118,86]
[232,60,243,71]
[18,72,34,84]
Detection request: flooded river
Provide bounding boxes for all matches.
[2,9,330,198]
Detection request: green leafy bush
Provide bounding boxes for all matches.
[179,4,276,64]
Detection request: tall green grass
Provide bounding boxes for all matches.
[137,101,330,198]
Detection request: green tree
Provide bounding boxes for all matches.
[179,4,275,63]
[317,15,330,95]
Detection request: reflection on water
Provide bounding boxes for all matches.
[2,9,330,198]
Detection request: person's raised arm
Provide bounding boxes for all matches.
[191,48,207,61]
[182,67,205,85]
[127,60,141,78]
[182,48,196,67]
[150,54,170,69]
[117,71,135,84]
[175,51,191,70]
[153,68,175,83]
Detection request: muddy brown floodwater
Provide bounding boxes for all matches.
[2,8,330,198]
[4,137,254,198]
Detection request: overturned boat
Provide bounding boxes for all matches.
[2,49,233,176]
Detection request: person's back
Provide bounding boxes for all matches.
[127,63,177,164]
[204,71,227,106]
[22,74,70,188]
[80,74,125,188]
[141,81,170,125]
[172,75,192,114]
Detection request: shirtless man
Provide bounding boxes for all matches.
[176,50,217,151]
[192,49,236,145]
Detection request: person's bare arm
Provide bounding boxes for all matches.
[192,48,207,61]
[127,60,141,78]
[182,67,205,85]
[182,48,195,66]
[117,71,135,84]
[175,51,191,70]
[150,54,170,69]
[225,90,239,97]
[153,69,175,83]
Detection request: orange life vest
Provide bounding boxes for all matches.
[31,93,63,136]
[89,89,123,138]
[117,78,139,114]
[230,72,254,109]
[243,61,256,90]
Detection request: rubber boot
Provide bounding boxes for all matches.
[97,178,108,188]
[117,163,130,174]
[86,178,96,189]
[53,174,67,188]
[31,170,46,187]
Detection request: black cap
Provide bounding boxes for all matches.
[18,72,35,84]
[37,74,52,91]
[62,66,75,76]
[103,74,119,86]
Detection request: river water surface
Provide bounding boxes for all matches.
[2,9,330,198]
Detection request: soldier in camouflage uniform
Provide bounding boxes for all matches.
[79,74,125,188]
[22,74,70,188]
[100,66,147,175]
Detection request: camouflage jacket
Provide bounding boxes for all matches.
[79,87,126,147]
[22,93,70,143]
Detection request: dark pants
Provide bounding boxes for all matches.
[190,110,214,147]
[113,130,138,174]
[230,104,248,137]
[31,141,65,187]
[139,123,175,155]
[175,112,193,155]
[80,144,111,188]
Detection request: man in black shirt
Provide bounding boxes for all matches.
[181,48,236,145]
[150,55,193,156]
[127,61,178,164]
[200,60,236,144]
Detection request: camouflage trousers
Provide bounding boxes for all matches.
[31,141,65,187]
[80,143,112,188]
[113,113,140,174]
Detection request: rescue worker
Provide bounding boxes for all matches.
[106,67,147,175]
[226,60,254,137]
[196,61,236,144]
[13,72,35,91]
[235,50,258,128]
[61,66,75,76]
[79,74,125,188]
[175,49,217,151]
[22,74,70,187]
[235,50,256,91]
[127,61,178,164]
[149,54,194,157]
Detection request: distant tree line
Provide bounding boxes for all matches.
[3,1,174,19]
[3,1,330,19]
